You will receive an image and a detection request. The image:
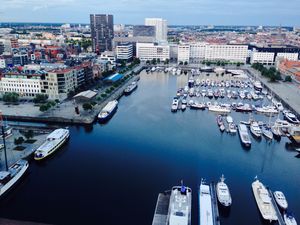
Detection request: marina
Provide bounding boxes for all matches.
[0,70,299,225]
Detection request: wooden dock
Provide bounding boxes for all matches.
[210,182,221,225]
[267,188,285,225]
[152,192,170,225]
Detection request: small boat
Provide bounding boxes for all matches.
[228,123,237,133]
[34,128,70,160]
[284,211,298,225]
[238,124,251,147]
[250,122,262,138]
[262,126,273,140]
[217,115,223,126]
[271,126,282,139]
[236,104,252,113]
[124,82,138,95]
[171,99,179,112]
[220,124,225,132]
[272,99,284,111]
[252,178,278,222]
[283,110,300,124]
[190,102,206,110]
[253,81,263,91]
[216,175,232,207]
[256,106,279,114]
[208,105,230,113]
[226,116,233,124]
[273,191,288,210]
[182,99,187,111]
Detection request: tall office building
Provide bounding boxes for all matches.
[145,18,167,41]
[90,14,114,53]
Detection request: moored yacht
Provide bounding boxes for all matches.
[216,175,232,207]
[262,126,273,140]
[283,110,300,124]
[252,178,278,222]
[190,102,206,110]
[284,212,298,225]
[250,122,262,138]
[124,81,138,95]
[34,128,70,160]
[208,105,230,113]
[199,179,213,225]
[273,191,288,210]
[98,100,118,122]
[171,99,179,112]
[254,81,263,91]
[238,124,251,147]
[167,182,192,225]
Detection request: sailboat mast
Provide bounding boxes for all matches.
[0,112,8,171]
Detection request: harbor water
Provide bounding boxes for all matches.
[0,71,299,225]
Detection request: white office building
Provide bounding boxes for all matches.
[178,44,190,64]
[205,45,248,63]
[276,52,299,61]
[145,18,167,41]
[0,74,43,97]
[250,51,275,65]
[190,42,207,63]
[136,43,169,61]
[99,51,116,65]
[116,43,133,61]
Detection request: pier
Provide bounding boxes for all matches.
[267,188,285,225]
[152,192,170,225]
[210,182,221,225]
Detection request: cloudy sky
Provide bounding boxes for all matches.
[0,0,299,26]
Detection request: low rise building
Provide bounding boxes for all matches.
[250,51,275,65]
[99,51,116,66]
[205,44,248,63]
[276,52,299,61]
[277,59,300,81]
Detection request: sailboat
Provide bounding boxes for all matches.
[0,114,29,197]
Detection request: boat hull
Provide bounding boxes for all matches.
[98,105,118,123]
[0,160,29,197]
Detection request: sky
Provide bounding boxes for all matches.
[0,0,300,26]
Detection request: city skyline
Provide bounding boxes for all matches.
[0,0,300,26]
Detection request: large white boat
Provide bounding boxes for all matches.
[262,126,273,140]
[250,122,262,138]
[34,128,70,160]
[98,100,118,122]
[273,191,288,210]
[283,110,300,124]
[252,178,278,222]
[199,180,213,225]
[216,175,232,207]
[272,99,284,111]
[238,124,251,147]
[167,183,192,225]
[171,99,179,112]
[0,159,29,197]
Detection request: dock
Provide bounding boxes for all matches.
[267,188,285,225]
[210,182,221,225]
[152,192,170,225]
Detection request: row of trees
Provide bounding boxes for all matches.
[146,58,170,65]
[2,92,19,103]
[251,63,282,82]
[39,100,58,112]
[203,60,244,67]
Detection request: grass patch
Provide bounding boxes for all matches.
[24,139,37,144]
[14,146,26,151]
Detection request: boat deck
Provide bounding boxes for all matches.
[152,192,170,225]
[267,188,285,225]
[210,182,221,225]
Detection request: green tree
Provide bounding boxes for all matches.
[83,103,93,111]
[33,94,48,103]
[24,130,34,140]
[157,58,160,64]
[14,137,24,145]
[184,61,188,65]
[237,62,241,67]
[285,76,292,82]
[3,92,19,103]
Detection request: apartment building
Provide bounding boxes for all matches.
[116,43,133,62]
[276,52,299,61]
[205,45,248,63]
[250,51,275,65]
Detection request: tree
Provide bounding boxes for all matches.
[24,130,34,140]
[33,94,48,103]
[179,61,183,65]
[165,59,169,64]
[237,62,241,67]
[151,58,157,65]
[3,92,19,103]
[83,103,93,111]
[184,61,188,65]
[14,137,24,145]
[39,104,49,112]
[285,75,292,82]
[157,58,160,64]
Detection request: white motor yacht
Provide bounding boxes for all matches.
[250,122,262,138]
[273,191,288,210]
[216,175,232,207]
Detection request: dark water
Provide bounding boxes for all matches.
[0,72,299,225]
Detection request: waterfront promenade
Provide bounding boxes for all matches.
[246,67,300,117]
[0,66,143,125]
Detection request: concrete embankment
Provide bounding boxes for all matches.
[246,67,300,118]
